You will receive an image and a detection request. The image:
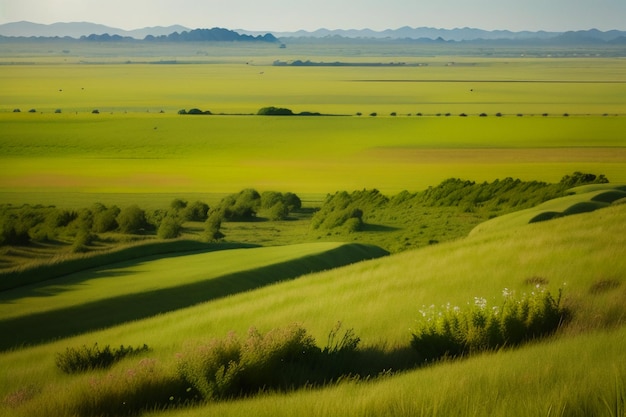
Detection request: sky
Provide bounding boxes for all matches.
[1,0,625,32]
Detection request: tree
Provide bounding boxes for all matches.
[183,201,209,221]
[283,192,302,211]
[170,199,188,211]
[92,205,120,233]
[218,189,261,221]
[257,106,294,116]
[117,205,148,234]
[158,216,182,239]
[203,212,224,241]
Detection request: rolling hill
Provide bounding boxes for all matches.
[0,200,624,416]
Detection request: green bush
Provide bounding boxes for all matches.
[214,189,261,221]
[71,228,96,253]
[203,212,224,241]
[176,323,360,401]
[91,204,120,233]
[183,200,210,221]
[158,216,183,239]
[117,205,148,234]
[411,288,567,362]
[55,343,150,374]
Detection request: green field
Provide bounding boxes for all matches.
[2,54,626,198]
[2,114,625,197]
[1,43,626,416]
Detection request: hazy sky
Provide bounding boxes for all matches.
[1,0,625,32]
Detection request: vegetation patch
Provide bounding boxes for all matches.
[411,288,568,362]
[55,343,150,374]
[589,278,621,294]
[177,322,362,401]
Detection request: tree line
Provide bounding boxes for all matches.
[0,189,302,252]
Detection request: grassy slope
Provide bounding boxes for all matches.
[1,204,624,416]
[470,183,626,236]
[0,241,388,351]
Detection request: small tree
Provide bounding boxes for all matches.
[203,212,224,241]
[257,106,294,116]
[117,205,148,234]
[183,201,210,221]
[158,216,183,239]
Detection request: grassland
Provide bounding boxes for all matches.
[1,42,625,416]
[0,201,624,416]
[2,53,626,198]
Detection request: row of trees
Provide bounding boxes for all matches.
[1,190,303,251]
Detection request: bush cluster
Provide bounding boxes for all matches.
[0,198,213,247]
[55,343,150,374]
[311,189,387,232]
[208,189,301,223]
[309,172,610,236]
[411,288,567,362]
[176,323,359,401]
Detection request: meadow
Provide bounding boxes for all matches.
[1,201,625,416]
[1,42,626,416]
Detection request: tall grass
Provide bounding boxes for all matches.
[0,205,624,416]
[140,327,626,417]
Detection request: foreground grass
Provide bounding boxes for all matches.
[147,327,626,417]
[1,204,624,416]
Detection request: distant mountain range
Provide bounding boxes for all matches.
[0,21,190,39]
[0,21,625,45]
[255,27,626,42]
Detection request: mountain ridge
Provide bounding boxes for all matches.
[0,21,625,44]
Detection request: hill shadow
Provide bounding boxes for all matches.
[0,243,388,351]
[0,242,260,300]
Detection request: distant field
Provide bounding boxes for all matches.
[1,113,625,199]
[1,56,625,201]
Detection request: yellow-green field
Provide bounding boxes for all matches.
[2,55,625,202]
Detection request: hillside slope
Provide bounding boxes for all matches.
[0,205,624,416]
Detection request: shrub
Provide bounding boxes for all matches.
[55,343,150,374]
[158,216,183,239]
[177,324,319,400]
[559,171,609,188]
[92,204,120,233]
[176,323,361,401]
[71,228,96,253]
[259,191,302,220]
[214,189,261,221]
[183,200,209,221]
[117,205,148,234]
[170,199,188,211]
[203,212,224,241]
[411,288,567,362]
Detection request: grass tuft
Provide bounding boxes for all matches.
[55,343,151,374]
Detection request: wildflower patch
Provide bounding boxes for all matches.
[411,288,568,362]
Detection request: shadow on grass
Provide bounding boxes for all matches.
[0,240,257,292]
[361,223,400,233]
[0,243,388,351]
